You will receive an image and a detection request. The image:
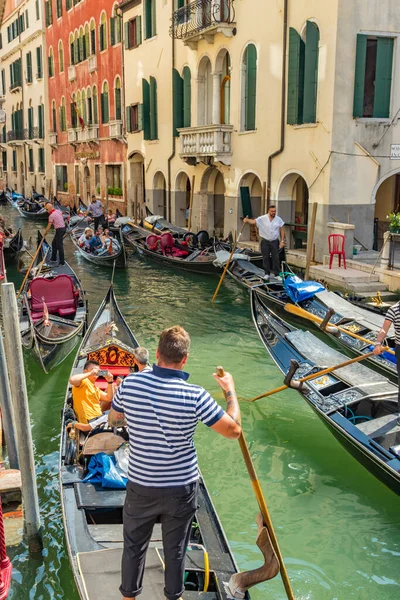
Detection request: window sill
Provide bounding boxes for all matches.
[238,129,257,136]
[354,118,391,124]
[126,44,140,51]
[144,35,157,43]
[146,139,159,144]
[292,123,318,129]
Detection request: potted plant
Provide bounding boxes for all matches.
[387,212,400,233]
[63,182,68,191]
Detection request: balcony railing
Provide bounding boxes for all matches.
[9,81,22,92]
[109,120,122,138]
[68,128,77,143]
[178,124,233,165]
[88,55,97,73]
[88,124,99,140]
[7,130,24,141]
[24,127,40,140]
[171,0,235,46]
[49,132,57,145]
[68,65,76,82]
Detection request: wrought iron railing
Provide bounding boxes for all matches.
[24,127,39,140]
[7,130,24,141]
[171,0,235,40]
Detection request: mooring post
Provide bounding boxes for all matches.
[0,326,19,470]
[1,283,41,544]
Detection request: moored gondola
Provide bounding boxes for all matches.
[60,286,247,600]
[6,188,25,207]
[3,229,24,263]
[19,234,88,373]
[0,190,7,205]
[251,290,400,495]
[16,200,48,220]
[70,226,126,268]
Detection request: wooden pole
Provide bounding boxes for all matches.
[212,218,248,303]
[304,202,317,281]
[0,325,19,470]
[1,283,41,543]
[263,181,267,214]
[16,234,45,299]
[188,175,195,231]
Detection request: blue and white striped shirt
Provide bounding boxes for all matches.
[112,364,225,487]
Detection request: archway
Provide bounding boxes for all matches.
[277,172,309,249]
[84,166,91,204]
[153,171,167,219]
[128,152,144,219]
[215,48,231,125]
[200,167,225,236]
[174,172,191,227]
[197,56,213,126]
[238,172,263,242]
[373,172,400,249]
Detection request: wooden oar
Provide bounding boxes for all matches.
[211,218,248,303]
[16,234,46,299]
[284,303,395,356]
[216,367,295,600]
[251,351,375,402]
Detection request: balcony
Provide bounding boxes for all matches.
[87,124,99,140]
[170,0,235,49]
[109,120,122,138]
[24,127,42,141]
[77,127,88,142]
[49,132,57,146]
[178,124,233,165]
[68,128,78,143]
[88,55,97,73]
[7,130,24,143]
[68,65,76,82]
[9,81,22,93]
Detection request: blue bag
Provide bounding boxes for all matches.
[284,275,325,303]
[83,453,128,489]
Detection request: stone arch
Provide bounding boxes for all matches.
[200,167,225,235]
[83,164,91,203]
[372,169,400,248]
[174,171,191,227]
[197,55,213,126]
[152,171,167,218]
[276,170,309,249]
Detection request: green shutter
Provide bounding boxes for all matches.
[240,186,253,219]
[183,66,191,127]
[126,106,131,133]
[373,37,394,119]
[152,0,156,36]
[303,21,319,123]
[173,68,183,136]
[245,44,257,131]
[25,9,29,28]
[287,28,304,125]
[124,22,129,49]
[150,76,157,140]
[142,79,150,139]
[115,88,121,120]
[145,0,152,39]
[101,93,105,122]
[138,104,143,131]
[110,18,115,46]
[353,34,367,118]
[137,16,142,45]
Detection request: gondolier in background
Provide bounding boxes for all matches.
[244,206,285,280]
[87,194,105,231]
[44,202,66,266]
[373,303,400,420]
[109,326,242,600]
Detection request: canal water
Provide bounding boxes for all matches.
[1,205,399,600]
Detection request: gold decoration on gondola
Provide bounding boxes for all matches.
[371,291,383,306]
[87,344,135,367]
[342,323,363,333]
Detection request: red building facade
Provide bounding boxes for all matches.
[45,0,126,212]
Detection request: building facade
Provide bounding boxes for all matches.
[0,0,52,197]
[46,0,126,212]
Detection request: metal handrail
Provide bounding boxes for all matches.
[170,0,235,39]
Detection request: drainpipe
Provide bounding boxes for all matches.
[266,0,288,208]
[117,5,128,214]
[18,7,27,195]
[167,1,176,222]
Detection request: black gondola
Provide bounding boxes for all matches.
[0,190,7,205]
[70,226,126,268]
[19,234,88,373]
[226,258,397,381]
[3,229,24,263]
[60,286,247,599]
[16,200,48,220]
[251,290,400,495]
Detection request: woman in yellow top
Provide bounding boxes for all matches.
[69,360,115,431]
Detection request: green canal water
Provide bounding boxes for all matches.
[1,206,399,599]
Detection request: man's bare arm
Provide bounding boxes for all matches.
[108,407,126,427]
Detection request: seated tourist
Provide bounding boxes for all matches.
[107,209,116,226]
[89,231,103,254]
[132,347,151,373]
[68,360,115,432]
[95,229,120,255]
[78,227,94,250]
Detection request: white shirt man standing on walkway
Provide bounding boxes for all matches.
[109,326,241,600]
[244,205,285,279]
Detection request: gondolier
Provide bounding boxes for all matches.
[87,195,105,231]
[244,206,285,279]
[109,325,242,600]
[373,302,400,419]
[44,203,66,266]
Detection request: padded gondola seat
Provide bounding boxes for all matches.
[74,482,126,510]
[30,274,77,320]
[160,233,188,258]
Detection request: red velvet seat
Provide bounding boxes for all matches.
[146,234,161,251]
[160,233,189,258]
[29,274,77,319]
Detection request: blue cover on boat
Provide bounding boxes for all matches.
[367,345,396,364]
[83,453,128,489]
[284,275,325,303]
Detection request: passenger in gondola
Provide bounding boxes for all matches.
[67,360,115,432]
[89,230,103,254]
[78,227,94,250]
[107,209,116,227]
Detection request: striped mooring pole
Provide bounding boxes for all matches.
[0,496,11,599]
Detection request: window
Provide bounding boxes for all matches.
[60,97,66,131]
[1,126,6,144]
[74,31,79,64]
[28,148,34,172]
[126,104,140,133]
[2,151,7,170]
[287,22,320,125]
[110,7,121,46]
[69,34,74,65]
[1,70,5,95]
[0,33,2,51]
[25,9,29,29]
[52,101,57,132]
[93,86,98,124]
[26,52,33,83]
[145,0,156,39]
[36,0,40,20]
[12,150,17,172]
[48,47,54,77]
[141,77,158,140]
[353,35,394,119]
[38,104,44,138]
[59,41,64,72]
[45,1,53,27]
[56,0,62,19]
[71,95,77,128]
[90,20,96,55]
[36,46,43,78]
[101,82,109,123]
[99,12,107,52]
[242,44,257,131]
[114,77,121,120]
[85,24,90,59]
[125,16,142,49]
[28,106,34,138]
[220,54,231,124]
[95,164,100,191]
[10,58,22,89]
[38,148,45,173]
[173,66,191,135]
[56,165,68,192]
[87,88,92,124]
[106,165,122,189]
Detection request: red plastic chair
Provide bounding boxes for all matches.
[328,234,346,269]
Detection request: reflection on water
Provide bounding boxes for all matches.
[2,205,400,599]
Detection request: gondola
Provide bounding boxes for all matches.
[70,226,127,268]
[60,286,246,600]
[0,190,7,205]
[6,188,25,207]
[19,234,88,373]
[251,290,400,495]
[226,258,397,381]
[16,199,48,220]
[3,229,24,263]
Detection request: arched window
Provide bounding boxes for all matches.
[74,30,79,64]
[197,57,212,126]
[93,85,98,124]
[90,19,96,55]
[81,89,87,125]
[84,24,90,59]
[48,47,54,77]
[110,4,121,46]
[183,66,191,127]
[114,77,121,120]
[220,53,231,124]
[71,93,77,128]
[242,44,257,131]
[99,12,107,52]
[79,26,85,62]
[87,87,92,125]
[52,100,57,132]
[58,40,64,73]
[101,81,109,123]
[60,96,66,131]
[69,33,74,65]
[77,91,81,125]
